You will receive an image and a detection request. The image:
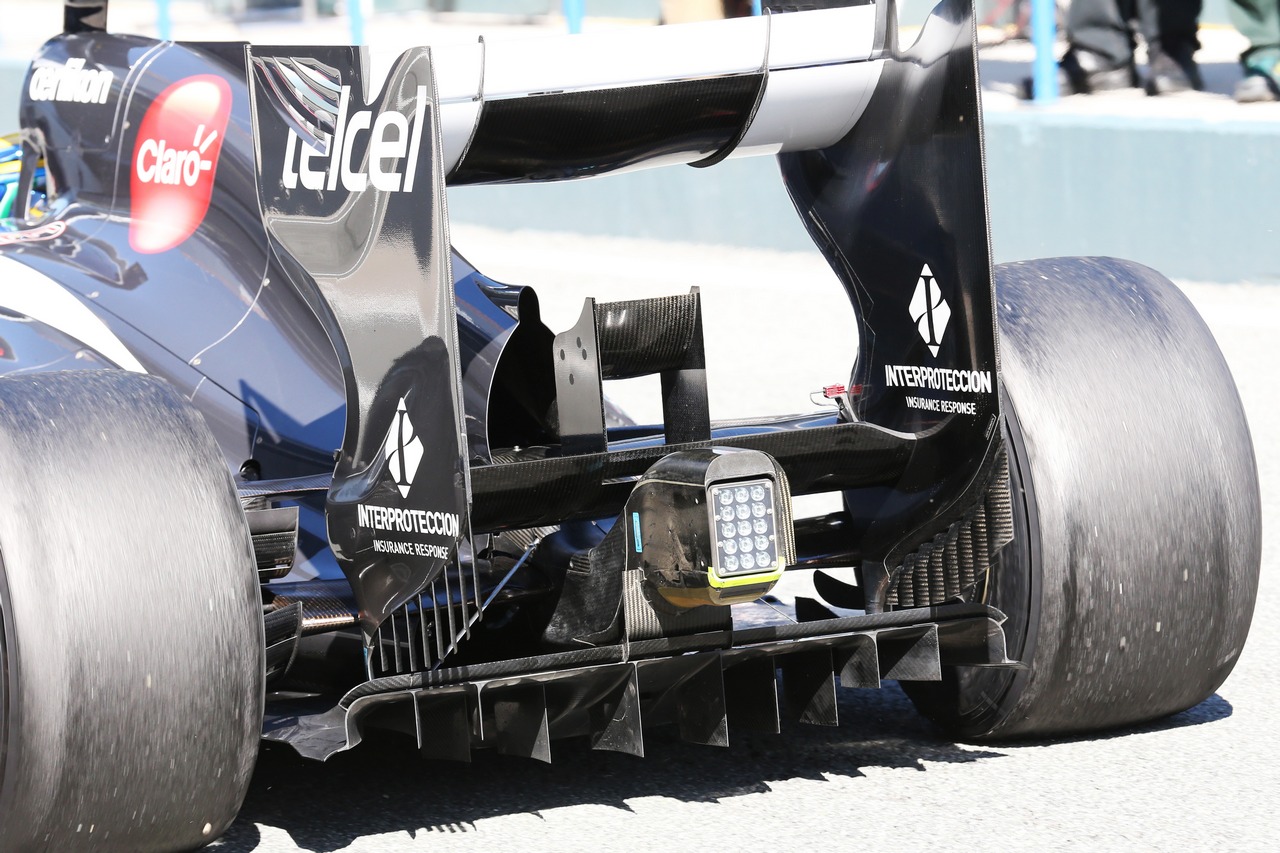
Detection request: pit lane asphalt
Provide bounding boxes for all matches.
[211,228,1280,853]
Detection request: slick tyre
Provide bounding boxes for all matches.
[0,371,263,851]
[906,258,1261,739]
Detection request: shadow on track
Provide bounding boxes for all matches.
[991,691,1236,748]
[213,686,1232,852]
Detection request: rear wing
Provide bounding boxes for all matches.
[244,0,999,627]
[27,0,998,631]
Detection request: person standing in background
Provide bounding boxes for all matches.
[1026,0,1204,96]
[1229,0,1280,100]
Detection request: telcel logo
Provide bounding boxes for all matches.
[130,75,231,254]
[281,86,427,194]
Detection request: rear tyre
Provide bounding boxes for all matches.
[906,258,1261,739]
[0,371,263,850]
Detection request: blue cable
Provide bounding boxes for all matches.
[1031,0,1058,102]
[565,0,584,34]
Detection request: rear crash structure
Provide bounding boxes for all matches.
[0,1,1261,849]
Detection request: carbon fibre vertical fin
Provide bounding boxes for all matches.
[836,634,882,689]
[589,663,645,757]
[780,649,839,727]
[674,657,730,748]
[416,692,473,763]
[724,657,781,734]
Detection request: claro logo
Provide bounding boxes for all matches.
[136,126,219,187]
[129,75,231,254]
[281,86,428,194]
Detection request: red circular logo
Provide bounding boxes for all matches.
[129,75,232,254]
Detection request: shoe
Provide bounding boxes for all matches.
[1234,72,1280,103]
[1235,48,1280,103]
[1021,47,1137,98]
[1145,48,1203,96]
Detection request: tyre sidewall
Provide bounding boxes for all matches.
[0,372,264,850]
[993,259,1259,737]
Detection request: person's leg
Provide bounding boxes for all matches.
[1141,0,1203,52]
[1142,0,1205,93]
[1067,0,1138,66]
[1023,0,1140,95]
[1228,0,1280,100]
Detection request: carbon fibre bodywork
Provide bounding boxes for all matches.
[0,0,1017,761]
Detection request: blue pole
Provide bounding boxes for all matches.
[1030,0,1058,102]
[350,0,366,46]
[751,0,762,14]
[565,0,584,34]
[156,0,172,40]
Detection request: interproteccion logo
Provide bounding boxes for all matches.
[382,396,424,498]
[909,264,950,358]
[886,263,993,410]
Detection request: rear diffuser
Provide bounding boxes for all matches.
[263,603,1014,761]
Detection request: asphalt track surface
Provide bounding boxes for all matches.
[213,228,1280,853]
